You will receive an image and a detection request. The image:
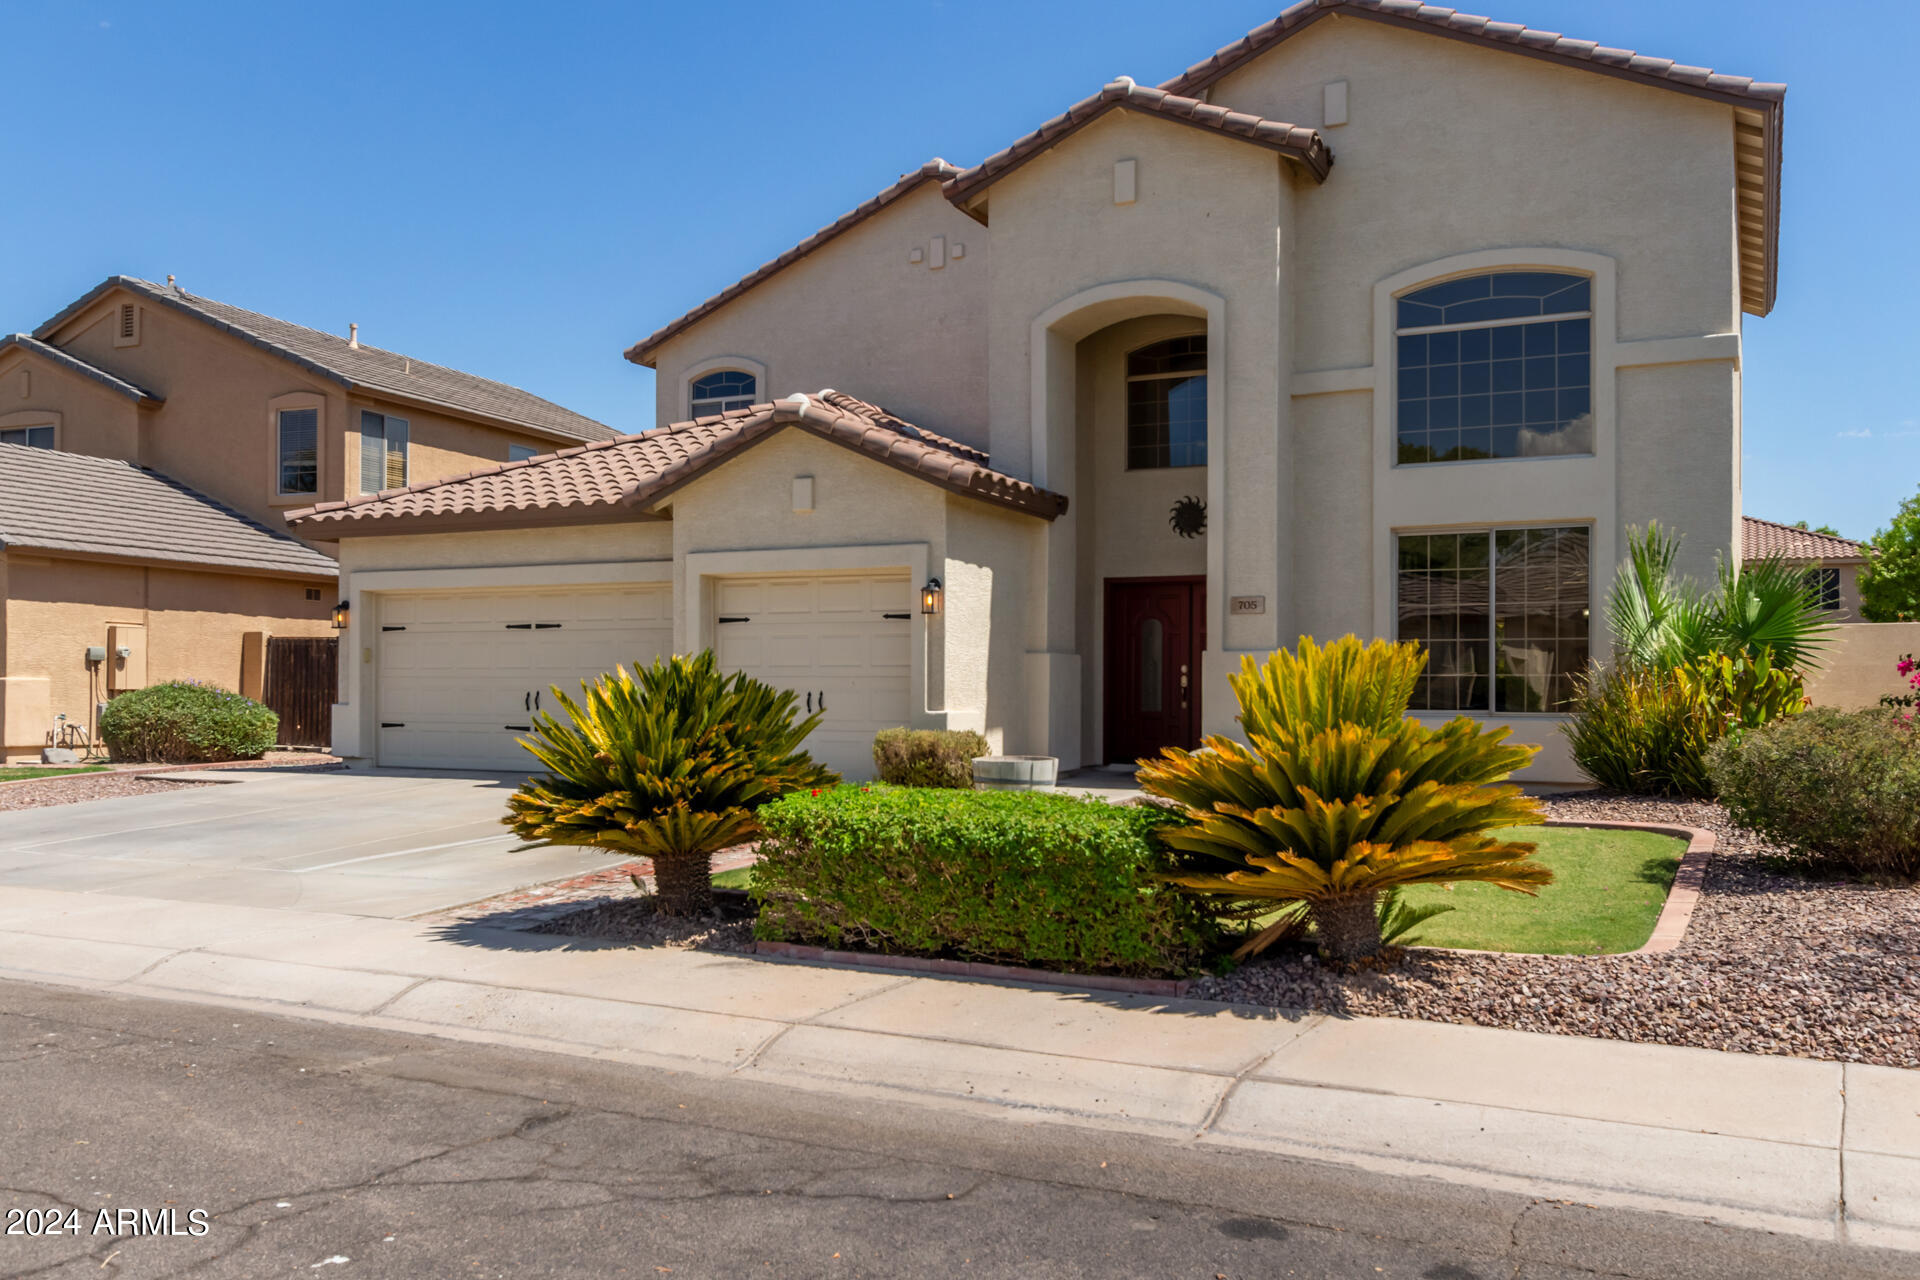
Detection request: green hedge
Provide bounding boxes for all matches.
[871,727,989,788]
[752,787,1212,976]
[1707,708,1920,881]
[99,680,278,764]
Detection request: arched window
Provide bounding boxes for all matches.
[1395,271,1591,465]
[1126,335,1206,469]
[689,370,757,417]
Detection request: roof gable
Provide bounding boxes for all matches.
[1160,0,1784,315]
[0,334,163,405]
[943,79,1330,221]
[35,277,620,443]
[625,161,963,368]
[0,443,336,578]
[288,390,1066,534]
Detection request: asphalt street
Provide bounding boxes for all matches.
[0,979,1908,1280]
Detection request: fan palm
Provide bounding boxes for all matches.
[504,651,836,915]
[1138,636,1550,962]
[1608,523,1833,671]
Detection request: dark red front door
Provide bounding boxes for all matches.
[1104,578,1204,765]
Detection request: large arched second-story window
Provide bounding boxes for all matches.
[1126,334,1207,469]
[689,369,757,417]
[1395,271,1591,465]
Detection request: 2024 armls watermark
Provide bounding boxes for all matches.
[7,1208,210,1238]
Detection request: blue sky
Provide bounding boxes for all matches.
[4,0,1913,540]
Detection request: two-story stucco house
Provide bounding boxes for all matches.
[295,0,1783,783]
[0,276,619,757]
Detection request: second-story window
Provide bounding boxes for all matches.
[0,425,55,448]
[360,411,409,493]
[1126,335,1207,469]
[1396,271,1592,465]
[690,370,757,417]
[508,444,540,463]
[277,408,319,495]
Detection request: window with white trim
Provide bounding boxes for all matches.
[0,425,54,449]
[1396,271,1592,464]
[1125,334,1207,469]
[689,370,756,416]
[1396,525,1590,714]
[277,408,319,494]
[359,411,409,493]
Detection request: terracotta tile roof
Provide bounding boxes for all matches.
[1157,0,1785,315]
[625,161,963,368]
[0,334,163,405]
[1742,516,1866,564]
[287,390,1066,532]
[34,277,620,444]
[0,443,337,578]
[943,78,1331,219]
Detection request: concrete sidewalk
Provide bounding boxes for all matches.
[0,883,1913,1255]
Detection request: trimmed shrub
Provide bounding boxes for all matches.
[871,727,989,788]
[99,680,278,763]
[1707,708,1920,881]
[752,786,1212,976]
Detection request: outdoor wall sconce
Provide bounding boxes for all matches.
[920,578,943,616]
[330,600,350,630]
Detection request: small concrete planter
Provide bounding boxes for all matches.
[971,754,1058,790]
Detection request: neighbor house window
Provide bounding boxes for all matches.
[1126,334,1207,469]
[1396,271,1592,464]
[690,370,756,416]
[508,443,540,463]
[0,425,54,448]
[1396,525,1590,714]
[359,411,409,493]
[1803,567,1842,611]
[277,408,319,494]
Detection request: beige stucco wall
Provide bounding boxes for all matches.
[1,550,332,759]
[338,522,673,575]
[646,183,993,450]
[0,349,144,458]
[38,289,572,542]
[1803,621,1920,710]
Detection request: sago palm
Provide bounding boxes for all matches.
[504,651,836,915]
[1137,636,1550,961]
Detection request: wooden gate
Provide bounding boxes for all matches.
[263,636,338,749]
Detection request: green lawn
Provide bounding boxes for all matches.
[710,866,754,890]
[1397,824,1683,955]
[0,765,109,783]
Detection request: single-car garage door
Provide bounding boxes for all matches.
[376,584,672,771]
[712,572,911,780]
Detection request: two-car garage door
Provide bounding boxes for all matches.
[376,585,672,772]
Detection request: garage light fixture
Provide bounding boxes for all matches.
[330,600,350,630]
[920,577,942,616]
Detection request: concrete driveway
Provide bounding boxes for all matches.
[0,768,624,917]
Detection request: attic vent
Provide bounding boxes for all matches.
[114,302,140,347]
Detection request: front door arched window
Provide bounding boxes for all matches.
[690,370,757,417]
[1395,271,1592,464]
[1125,335,1206,469]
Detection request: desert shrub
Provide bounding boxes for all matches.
[505,651,835,915]
[98,680,278,763]
[1138,635,1549,962]
[1566,651,1805,798]
[1707,708,1920,881]
[752,786,1212,976]
[871,727,989,788]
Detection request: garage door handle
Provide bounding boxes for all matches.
[381,722,404,728]
[535,690,541,711]
[818,690,826,712]
[805,691,811,713]
[504,623,533,630]
[524,691,530,712]
[505,724,531,732]
[718,615,750,624]
[882,612,910,620]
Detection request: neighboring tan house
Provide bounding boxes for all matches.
[0,444,338,760]
[3,276,621,545]
[1743,516,1869,622]
[293,0,1784,783]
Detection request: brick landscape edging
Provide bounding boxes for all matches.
[753,941,1194,998]
[1537,819,1716,956]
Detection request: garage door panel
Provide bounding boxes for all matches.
[376,584,672,772]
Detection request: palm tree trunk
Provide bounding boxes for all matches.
[651,851,713,917]
[1311,892,1380,962]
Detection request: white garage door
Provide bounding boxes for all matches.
[711,572,912,781]
[376,584,673,772]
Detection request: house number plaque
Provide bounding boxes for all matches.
[1229,595,1266,616]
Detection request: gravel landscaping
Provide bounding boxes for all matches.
[0,753,343,814]
[528,893,756,952]
[1193,792,1920,1068]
